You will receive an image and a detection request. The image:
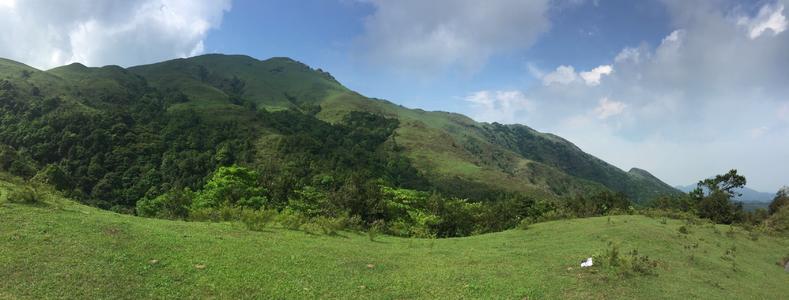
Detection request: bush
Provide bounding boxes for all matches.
[678,225,690,234]
[517,218,533,230]
[765,205,789,233]
[8,186,43,204]
[768,187,788,215]
[314,216,344,236]
[368,219,385,241]
[240,209,277,231]
[136,188,192,219]
[189,207,221,222]
[626,249,659,276]
[277,209,307,230]
[597,243,659,277]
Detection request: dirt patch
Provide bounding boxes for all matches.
[103,227,122,236]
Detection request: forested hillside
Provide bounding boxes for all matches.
[0,54,680,236]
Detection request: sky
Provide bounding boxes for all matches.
[0,0,787,192]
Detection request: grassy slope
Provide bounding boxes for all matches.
[1,180,787,299]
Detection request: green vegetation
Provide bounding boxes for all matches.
[0,54,682,216]
[1,178,787,299]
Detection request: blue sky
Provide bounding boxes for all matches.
[1,0,788,192]
[204,0,672,112]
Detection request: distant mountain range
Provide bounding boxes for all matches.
[674,185,775,203]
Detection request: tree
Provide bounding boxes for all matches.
[690,169,746,224]
[191,165,268,210]
[692,169,747,197]
[769,186,789,215]
[136,188,193,219]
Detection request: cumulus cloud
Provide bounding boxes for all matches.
[356,0,550,74]
[542,65,578,85]
[540,64,613,86]
[737,4,787,39]
[463,1,789,190]
[0,0,231,69]
[614,47,642,64]
[593,97,626,119]
[464,90,533,123]
[579,65,613,86]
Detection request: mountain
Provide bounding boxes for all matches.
[0,54,679,212]
[675,184,775,203]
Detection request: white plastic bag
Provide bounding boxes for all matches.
[580,257,593,268]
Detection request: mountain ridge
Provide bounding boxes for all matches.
[0,54,679,207]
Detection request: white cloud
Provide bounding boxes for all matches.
[0,0,15,8]
[779,103,789,121]
[0,0,231,69]
[464,90,533,123]
[737,4,787,39]
[579,65,612,86]
[542,65,578,85]
[540,64,612,86]
[356,0,550,74]
[593,97,626,119]
[464,2,789,190]
[749,126,770,139]
[614,47,642,64]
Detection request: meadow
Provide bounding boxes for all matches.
[1,178,787,299]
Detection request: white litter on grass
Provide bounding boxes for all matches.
[580,257,593,268]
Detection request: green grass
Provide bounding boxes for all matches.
[1,180,787,299]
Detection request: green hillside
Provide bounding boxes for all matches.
[0,54,679,232]
[1,178,787,299]
[128,54,677,201]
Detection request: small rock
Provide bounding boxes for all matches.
[784,261,789,272]
[366,264,375,269]
[358,285,366,289]
[148,259,159,265]
[195,264,206,270]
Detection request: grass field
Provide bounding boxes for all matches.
[1,179,788,299]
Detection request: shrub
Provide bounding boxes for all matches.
[314,216,344,236]
[219,206,241,221]
[189,207,221,222]
[597,243,659,277]
[8,186,42,204]
[768,187,788,215]
[626,249,659,276]
[136,188,192,219]
[517,218,533,230]
[778,255,789,268]
[240,209,277,231]
[278,209,307,230]
[678,225,690,235]
[765,205,789,233]
[368,219,385,241]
